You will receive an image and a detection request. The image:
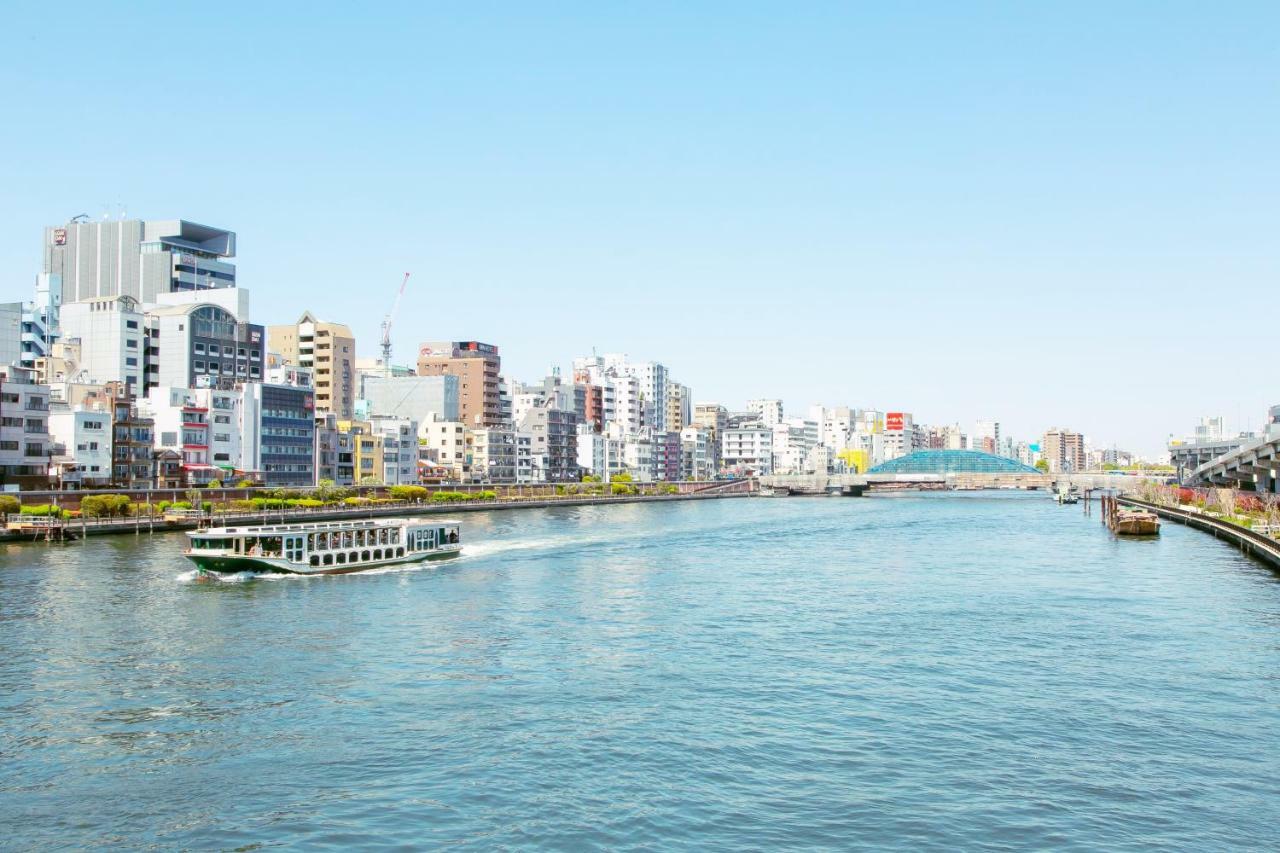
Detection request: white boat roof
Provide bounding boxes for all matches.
[189,518,462,537]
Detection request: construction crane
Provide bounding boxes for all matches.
[380,272,411,378]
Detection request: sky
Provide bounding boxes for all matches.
[1,2,1276,456]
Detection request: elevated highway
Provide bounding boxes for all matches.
[1190,433,1280,492]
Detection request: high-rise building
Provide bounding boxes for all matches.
[43,218,236,306]
[627,361,669,431]
[882,411,915,461]
[1042,427,1086,473]
[666,381,691,432]
[268,312,356,419]
[148,303,265,391]
[973,420,1001,455]
[417,341,501,428]
[241,382,316,487]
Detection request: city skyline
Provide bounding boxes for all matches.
[3,4,1277,456]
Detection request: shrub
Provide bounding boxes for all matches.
[170,501,192,510]
[389,485,429,502]
[611,483,635,496]
[0,495,19,516]
[343,496,371,506]
[20,504,63,518]
[156,500,171,513]
[206,479,222,489]
[430,491,470,503]
[292,498,324,509]
[236,479,255,488]
[478,490,497,501]
[80,494,132,518]
[661,485,679,495]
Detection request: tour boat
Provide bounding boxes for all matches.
[184,518,462,575]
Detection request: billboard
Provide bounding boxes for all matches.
[886,412,905,432]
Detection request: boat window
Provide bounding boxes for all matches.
[361,550,370,562]
[246,537,260,555]
[323,554,333,565]
[233,538,242,554]
[310,555,320,567]
[373,549,382,560]
[336,553,346,564]
[391,529,400,544]
[316,532,328,549]
[396,548,403,558]
[343,531,353,548]
[307,534,315,550]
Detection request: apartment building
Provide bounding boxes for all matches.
[420,419,471,481]
[268,312,356,418]
[518,400,579,482]
[0,365,51,489]
[722,425,773,475]
[1043,427,1086,473]
[47,406,112,488]
[417,341,501,428]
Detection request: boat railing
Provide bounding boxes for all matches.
[5,514,65,527]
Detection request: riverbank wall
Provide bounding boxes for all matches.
[1120,496,1280,571]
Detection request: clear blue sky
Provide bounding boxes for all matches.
[2,2,1276,455]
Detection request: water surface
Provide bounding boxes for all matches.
[2,493,1279,849]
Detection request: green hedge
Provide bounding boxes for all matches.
[19,504,64,518]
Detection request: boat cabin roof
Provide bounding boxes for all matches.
[189,518,462,538]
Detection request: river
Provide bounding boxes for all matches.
[2,492,1278,849]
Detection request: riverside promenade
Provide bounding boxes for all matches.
[1120,496,1280,571]
[1,480,756,543]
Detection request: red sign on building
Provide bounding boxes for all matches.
[886,412,905,432]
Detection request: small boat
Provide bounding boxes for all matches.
[184,517,462,576]
[1054,484,1079,504]
[1112,509,1160,536]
